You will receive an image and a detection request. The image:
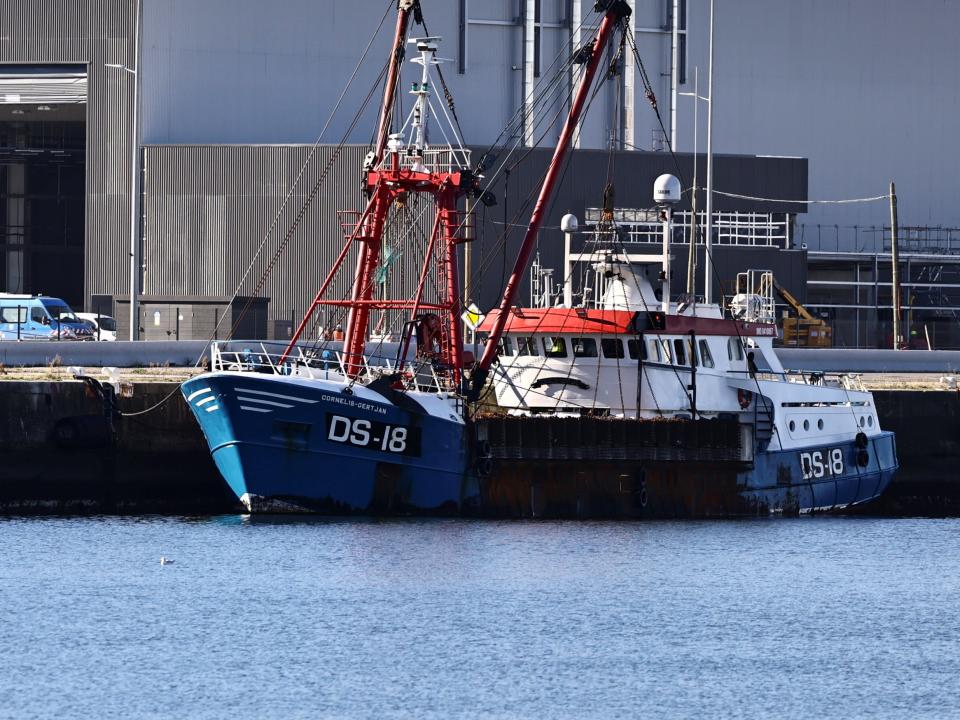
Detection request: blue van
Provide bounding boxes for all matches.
[0,294,96,341]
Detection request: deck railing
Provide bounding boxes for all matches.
[210,340,456,394]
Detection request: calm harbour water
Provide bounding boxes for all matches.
[2,516,959,719]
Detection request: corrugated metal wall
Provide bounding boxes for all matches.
[143,144,449,338]
[0,0,136,310]
[143,143,807,331]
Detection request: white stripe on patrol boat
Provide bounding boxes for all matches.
[187,387,212,402]
[195,396,216,407]
[236,396,294,409]
[236,388,318,404]
[240,406,272,413]
[205,405,220,413]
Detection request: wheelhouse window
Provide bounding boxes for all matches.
[543,336,567,358]
[699,339,715,368]
[498,337,515,356]
[627,339,645,360]
[601,338,624,359]
[660,340,672,363]
[727,337,744,361]
[517,337,538,356]
[648,339,662,362]
[572,338,598,358]
[673,339,687,366]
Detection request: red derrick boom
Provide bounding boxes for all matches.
[281,6,474,387]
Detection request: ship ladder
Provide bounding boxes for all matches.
[754,395,775,451]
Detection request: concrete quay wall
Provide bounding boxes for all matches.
[0,381,237,514]
[0,381,956,515]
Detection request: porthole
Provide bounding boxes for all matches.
[859,416,865,427]
[868,416,874,427]
[817,419,824,430]
[789,420,796,432]
[803,419,810,431]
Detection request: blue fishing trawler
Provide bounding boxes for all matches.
[183,0,896,516]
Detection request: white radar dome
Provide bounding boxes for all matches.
[560,213,579,233]
[653,174,681,205]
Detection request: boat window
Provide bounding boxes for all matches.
[542,336,567,358]
[517,337,538,356]
[727,337,744,361]
[673,339,687,366]
[699,339,715,368]
[627,339,645,360]
[573,338,598,358]
[498,337,515,356]
[601,338,624,359]
[648,340,662,362]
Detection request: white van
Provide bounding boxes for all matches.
[76,313,118,341]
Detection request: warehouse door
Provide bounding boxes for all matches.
[0,65,86,308]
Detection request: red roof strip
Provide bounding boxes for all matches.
[476,307,777,337]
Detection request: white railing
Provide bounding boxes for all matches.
[210,341,456,393]
[583,208,790,248]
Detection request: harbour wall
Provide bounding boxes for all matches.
[6,342,960,374]
[0,381,956,515]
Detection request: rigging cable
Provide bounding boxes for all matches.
[117,0,397,417]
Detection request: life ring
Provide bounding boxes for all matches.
[737,388,753,409]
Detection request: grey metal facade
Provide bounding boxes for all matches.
[139,0,960,248]
[142,143,807,335]
[0,0,137,309]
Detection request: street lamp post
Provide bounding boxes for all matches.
[106,0,143,341]
[679,67,706,298]
[703,0,715,305]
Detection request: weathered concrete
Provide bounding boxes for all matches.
[0,341,209,369]
[0,382,957,515]
[864,389,960,516]
[777,348,960,374]
[0,381,237,514]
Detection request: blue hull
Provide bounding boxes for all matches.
[184,374,897,516]
[736,432,898,514]
[182,373,472,513]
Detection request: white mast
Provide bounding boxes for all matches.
[703,0,715,305]
[670,0,679,148]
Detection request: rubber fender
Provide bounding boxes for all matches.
[475,456,493,477]
[855,431,869,449]
[856,449,870,467]
[476,439,492,458]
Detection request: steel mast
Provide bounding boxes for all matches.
[470,0,632,397]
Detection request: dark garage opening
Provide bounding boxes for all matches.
[0,65,86,309]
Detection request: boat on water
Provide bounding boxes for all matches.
[182,0,896,516]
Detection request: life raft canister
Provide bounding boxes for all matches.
[737,388,753,409]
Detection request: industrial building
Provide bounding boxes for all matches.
[1,1,958,346]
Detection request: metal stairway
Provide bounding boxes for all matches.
[754,395,775,451]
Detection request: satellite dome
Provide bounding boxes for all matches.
[653,174,681,205]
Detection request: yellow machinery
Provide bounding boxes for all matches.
[773,279,833,347]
